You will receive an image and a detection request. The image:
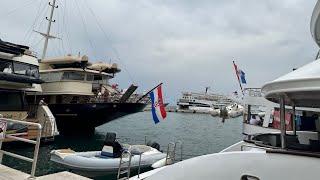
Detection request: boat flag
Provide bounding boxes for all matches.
[149,84,167,124]
[238,70,247,84]
[233,61,247,94]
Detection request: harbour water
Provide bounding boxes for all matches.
[2,112,242,179]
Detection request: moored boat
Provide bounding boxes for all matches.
[0,39,58,142]
[50,133,166,177]
[33,55,147,134]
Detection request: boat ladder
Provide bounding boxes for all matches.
[117,150,132,180]
[165,141,183,165]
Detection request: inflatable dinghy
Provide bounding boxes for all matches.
[50,133,166,177]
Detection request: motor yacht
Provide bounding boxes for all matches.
[33,55,147,134]
[0,39,58,142]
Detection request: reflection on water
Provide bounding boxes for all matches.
[3,112,242,179]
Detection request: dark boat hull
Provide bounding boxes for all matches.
[48,102,147,135]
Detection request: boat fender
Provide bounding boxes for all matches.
[146,141,161,151]
[151,158,167,169]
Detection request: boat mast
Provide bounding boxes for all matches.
[39,0,58,60]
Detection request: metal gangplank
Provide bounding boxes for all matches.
[117,150,133,180]
[0,117,42,179]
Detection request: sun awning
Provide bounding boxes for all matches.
[261,60,320,108]
[311,1,320,47]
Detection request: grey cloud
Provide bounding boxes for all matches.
[0,0,318,104]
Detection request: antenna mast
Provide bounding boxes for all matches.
[39,0,58,60]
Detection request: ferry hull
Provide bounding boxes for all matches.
[48,102,147,135]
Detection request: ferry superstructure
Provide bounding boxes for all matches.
[176,91,233,113]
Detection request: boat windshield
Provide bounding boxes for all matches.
[62,72,85,81]
[0,59,39,78]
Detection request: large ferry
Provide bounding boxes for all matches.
[176,91,236,114]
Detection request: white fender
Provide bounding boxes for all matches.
[151,158,173,169]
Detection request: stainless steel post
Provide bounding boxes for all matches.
[30,125,42,178]
[246,105,251,123]
[0,115,3,163]
[0,139,3,163]
[137,154,142,178]
[280,96,286,149]
[292,104,296,136]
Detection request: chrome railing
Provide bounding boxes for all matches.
[0,117,42,178]
[117,150,132,180]
[240,144,272,151]
[243,88,263,97]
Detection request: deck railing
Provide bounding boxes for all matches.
[0,117,42,178]
[243,88,263,97]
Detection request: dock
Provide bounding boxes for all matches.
[0,164,91,180]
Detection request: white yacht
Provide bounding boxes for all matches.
[0,39,58,142]
[129,1,320,179]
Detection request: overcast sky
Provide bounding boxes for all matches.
[0,0,318,103]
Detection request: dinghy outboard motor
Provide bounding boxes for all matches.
[102,132,123,158]
[147,141,161,151]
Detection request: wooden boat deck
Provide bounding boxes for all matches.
[3,125,54,143]
[0,164,91,180]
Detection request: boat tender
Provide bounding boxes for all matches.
[50,133,167,177]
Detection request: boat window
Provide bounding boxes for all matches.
[241,175,260,180]
[0,91,24,110]
[86,74,94,81]
[13,62,30,75]
[94,75,102,81]
[62,72,85,81]
[0,60,39,78]
[0,60,13,73]
[29,65,39,78]
[102,76,109,84]
[41,72,63,82]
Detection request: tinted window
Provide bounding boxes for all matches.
[86,74,94,81]
[0,60,13,73]
[94,75,102,80]
[0,91,24,110]
[62,72,85,81]
[13,62,30,75]
[30,65,39,78]
[41,72,63,82]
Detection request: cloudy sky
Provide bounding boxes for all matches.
[0,0,318,103]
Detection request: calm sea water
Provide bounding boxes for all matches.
[2,112,242,179]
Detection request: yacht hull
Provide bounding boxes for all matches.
[48,102,147,135]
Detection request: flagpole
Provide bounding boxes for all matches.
[233,61,244,95]
[136,82,163,103]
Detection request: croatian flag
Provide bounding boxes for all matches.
[149,85,167,124]
[238,69,247,84]
[233,61,247,84]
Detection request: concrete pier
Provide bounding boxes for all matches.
[0,164,91,180]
